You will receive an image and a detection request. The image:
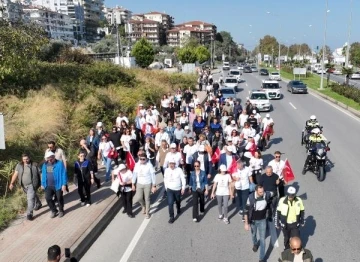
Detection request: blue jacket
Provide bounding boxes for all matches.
[193,120,206,133]
[41,160,68,190]
[191,152,212,176]
[218,153,239,168]
[189,170,208,191]
[86,135,99,151]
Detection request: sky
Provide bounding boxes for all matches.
[105,0,360,51]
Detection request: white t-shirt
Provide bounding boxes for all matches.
[214,174,232,196]
[262,117,274,130]
[183,144,198,164]
[249,157,263,171]
[99,141,114,157]
[241,127,256,140]
[239,114,248,127]
[161,99,170,108]
[113,169,133,192]
[146,114,157,126]
[233,167,252,190]
[179,116,188,125]
[193,98,200,105]
[120,135,131,151]
[268,159,285,179]
[116,116,129,126]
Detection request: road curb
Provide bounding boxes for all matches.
[64,194,122,262]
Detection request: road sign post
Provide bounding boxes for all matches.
[0,113,5,149]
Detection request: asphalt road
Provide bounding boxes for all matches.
[82,68,360,262]
[315,71,360,88]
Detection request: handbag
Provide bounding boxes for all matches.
[107,148,118,159]
[110,177,120,193]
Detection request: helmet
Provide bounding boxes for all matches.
[311,128,320,134]
[310,115,316,120]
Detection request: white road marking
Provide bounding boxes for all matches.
[246,83,248,87]
[289,102,297,109]
[119,187,165,262]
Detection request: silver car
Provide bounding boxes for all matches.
[219,87,242,102]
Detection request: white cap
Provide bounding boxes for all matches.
[139,104,143,107]
[226,145,235,152]
[310,115,316,120]
[219,164,227,172]
[45,151,55,159]
[118,164,126,171]
[231,120,236,125]
[199,145,205,151]
[266,113,270,118]
[170,143,177,148]
[96,122,103,127]
[287,186,296,195]
[184,126,189,130]
[227,137,233,142]
[312,128,320,134]
[169,158,176,163]
[252,110,257,114]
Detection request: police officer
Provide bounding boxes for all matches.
[303,128,327,172]
[305,115,320,129]
[275,186,305,250]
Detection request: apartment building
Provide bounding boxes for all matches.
[167,20,216,47]
[103,5,131,25]
[23,5,74,41]
[143,11,173,30]
[127,17,161,46]
[0,0,23,22]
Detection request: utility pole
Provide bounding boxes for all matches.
[229,45,231,60]
[210,34,213,68]
[320,0,329,90]
[345,0,353,67]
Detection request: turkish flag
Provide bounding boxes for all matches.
[126,152,136,171]
[228,157,238,175]
[211,147,221,164]
[282,159,295,183]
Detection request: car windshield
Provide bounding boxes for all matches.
[263,83,279,89]
[250,93,267,100]
[230,71,240,75]
[225,78,237,83]
[251,67,257,69]
[221,89,235,94]
[223,62,229,65]
[271,72,279,75]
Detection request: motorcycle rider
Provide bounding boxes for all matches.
[303,128,327,173]
[305,115,320,129]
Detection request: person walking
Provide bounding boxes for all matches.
[211,164,233,224]
[163,159,186,224]
[41,151,68,218]
[74,152,94,207]
[156,140,169,201]
[113,164,134,218]
[9,153,42,221]
[278,237,314,262]
[132,153,156,219]
[268,151,286,198]
[189,161,208,222]
[244,185,274,262]
[275,186,305,250]
[97,135,115,182]
[79,139,101,188]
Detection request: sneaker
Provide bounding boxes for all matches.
[145,214,151,219]
[58,211,64,218]
[252,244,259,252]
[239,210,244,215]
[26,214,33,221]
[193,218,198,222]
[81,202,86,206]
[128,214,135,218]
[122,209,127,214]
[86,203,91,207]
[218,214,223,220]
[223,218,230,224]
[168,217,175,224]
[33,203,42,211]
[50,211,58,218]
[200,212,204,216]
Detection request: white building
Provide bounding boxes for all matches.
[333,43,346,65]
[103,6,131,25]
[23,6,74,41]
[0,0,23,22]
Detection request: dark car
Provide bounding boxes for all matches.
[287,80,308,94]
[244,66,252,73]
[259,69,269,75]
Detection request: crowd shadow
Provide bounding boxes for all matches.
[314,259,323,262]
[268,137,283,147]
[301,215,316,247]
[262,154,274,167]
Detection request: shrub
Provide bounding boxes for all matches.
[330,83,360,103]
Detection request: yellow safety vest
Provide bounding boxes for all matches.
[277,197,305,224]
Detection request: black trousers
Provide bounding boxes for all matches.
[121,190,133,216]
[252,169,262,184]
[282,223,300,249]
[192,189,205,219]
[278,181,285,198]
[45,186,64,213]
[86,155,100,187]
[78,177,91,204]
[185,164,192,185]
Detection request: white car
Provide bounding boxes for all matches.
[224,76,239,90]
[350,72,360,79]
[251,66,258,72]
[261,80,282,99]
[269,72,281,81]
[223,62,230,70]
[238,65,244,70]
[229,69,242,82]
[333,69,342,75]
[317,69,326,74]
[248,90,271,112]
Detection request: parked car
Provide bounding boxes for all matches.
[287,80,308,94]
[259,69,269,75]
[350,72,360,79]
[244,66,252,73]
[224,76,239,91]
[223,62,230,70]
[317,69,327,74]
[238,64,244,70]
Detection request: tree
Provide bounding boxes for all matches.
[195,45,210,64]
[319,45,332,62]
[213,31,240,61]
[176,47,197,63]
[342,67,353,86]
[131,38,155,68]
[0,20,48,80]
[181,36,200,49]
[349,42,360,66]
[259,35,279,57]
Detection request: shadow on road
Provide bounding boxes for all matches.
[315,258,323,262]
[301,215,316,247]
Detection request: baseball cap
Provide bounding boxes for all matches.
[118,164,126,171]
[170,143,177,148]
[226,145,235,152]
[287,186,296,195]
[231,120,236,124]
[139,104,143,107]
[266,113,270,118]
[227,137,233,142]
[169,158,176,163]
[45,151,55,159]
[219,164,227,172]
[252,110,256,114]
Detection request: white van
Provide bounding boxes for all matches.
[311,64,322,73]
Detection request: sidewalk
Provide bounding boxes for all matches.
[0,90,208,262]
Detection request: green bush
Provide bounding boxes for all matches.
[330,83,360,103]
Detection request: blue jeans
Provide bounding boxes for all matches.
[104,156,112,181]
[236,189,249,213]
[250,219,267,260]
[167,188,181,218]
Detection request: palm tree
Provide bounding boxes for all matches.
[325,63,334,87]
[342,67,353,86]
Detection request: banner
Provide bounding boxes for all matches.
[126,152,136,171]
[282,159,295,183]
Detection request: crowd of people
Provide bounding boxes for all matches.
[10,71,314,262]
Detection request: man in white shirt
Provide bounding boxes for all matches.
[145,110,158,126]
[183,137,198,186]
[232,161,253,220]
[240,122,256,145]
[132,154,156,218]
[164,159,186,224]
[149,104,160,117]
[253,110,262,125]
[224,120,238,138]
[155,127,170,150]
[163,143,183,169]
[262,113,274,131]
[115,112,129,127]
[268,151,286,198]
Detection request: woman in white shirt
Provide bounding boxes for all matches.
[179,112,189,129]
[230,130,241,154]
[221,111,230,128]
[238,110,249,129]
[160,94,170,113]
[211,164,233,224]
[174,90,182,112]
[97,135,115,182]
[112,164,134,218]
[249,150,263,184]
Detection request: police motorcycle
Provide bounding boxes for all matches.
[301,115,322,148]
[302,140,330,182]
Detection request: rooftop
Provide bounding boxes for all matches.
[167,26,212,33]
[129,18,159,24]
[145,11,169,15]
[175,20,215,27]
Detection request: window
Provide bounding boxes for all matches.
[225,78,237,83]
[250,93,267,100]
[221,89,235,94]
[262,83,279,89]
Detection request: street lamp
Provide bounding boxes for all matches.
[345,0,353,67]
[319,1,330,90]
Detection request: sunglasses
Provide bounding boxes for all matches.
[275,156,281,158]
[291,248,301,251]
[194,165,200,167]
[140,158,146,161]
